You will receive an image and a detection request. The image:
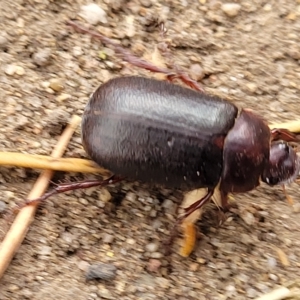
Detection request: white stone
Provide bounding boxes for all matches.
[221,3,241,17]
[79,3,107,25]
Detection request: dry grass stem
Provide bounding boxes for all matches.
[0,115,81,279]
[0,152,110,176]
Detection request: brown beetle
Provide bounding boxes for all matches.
[23,21,300,256]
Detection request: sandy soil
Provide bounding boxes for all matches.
[0,0,300,299]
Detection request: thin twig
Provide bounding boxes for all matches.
[269,120,300,133]
[254,286,291,300]
[0,152,110,175]
[0,115,81,279]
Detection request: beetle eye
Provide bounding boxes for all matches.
[265,176,279,185]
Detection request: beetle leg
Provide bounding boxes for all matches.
[66,20,205,92]
[179,189,207,257]
[271,128,300,142]
[21,175,124,208]
[164,189,214,252]
[181,188,214,220]
[166,73,204,92]
[282,185,294,205]
[180,221,198,257]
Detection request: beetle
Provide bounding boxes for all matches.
[24,21,300,255]
[26,74,300,221]
[80,75,300,219]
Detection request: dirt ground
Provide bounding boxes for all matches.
[0,0,300,299]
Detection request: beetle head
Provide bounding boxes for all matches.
[262,141,300,186]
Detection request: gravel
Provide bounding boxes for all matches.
[86,263,117,281]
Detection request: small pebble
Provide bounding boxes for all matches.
[293,202,300,213]
[97,286,114,299]
[89,293,98,299]
[240,233,253,245]
[38,246,52,255]
[115,281,126,293]
[269,273,278,281]
[124,15,136,38]
[210,238,221,247]
[246,287,257,298]
[0,201,7,213]
[152,219,163,229]
[0,35,8,50]
[15,66,25,76]
[78,197,89,206]
[162,199,174,210]
[5,64,17,76]
[98,189,112,203]
[276,248,290,266]
[269,101,284,112]
[73,46,83,57]
[189,262,199,272]
[141,0,152,8]
[150,252,163,259]
[32,49,52,66]
[221,3,241,17]
[149,209,157,218]
[49,78,64,92]
[287,47,300,60]
[3,191,15,202]
[143,205,151,212]
[8,284,20,292]
[105,0,124,12]
[21,288,33,298]
[284,238,292,247]
[189,63,205,81]
[197,257,206,264]
[256,283,269,293]
[267,257,277,269]
[56,93,71,102]
[61,231,74,244]
[219,269,231,279]
[246,82,257,93]
[126,238,136,245]
[147,259,161,272]
[222,242,236,254]
[241,211,256,226]
[79,3,107,25]
[155,277,170,289]
[77,260,90,271]
[263,4,272,11]
[126,191,137,202]
[45,108,70,133]
[145,242,159,253]
[225,285,236,297]
[86,263,117,281]
[237,273,249,282]
[102,233,114,244]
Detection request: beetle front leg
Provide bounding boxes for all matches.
[271,128,300,142]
